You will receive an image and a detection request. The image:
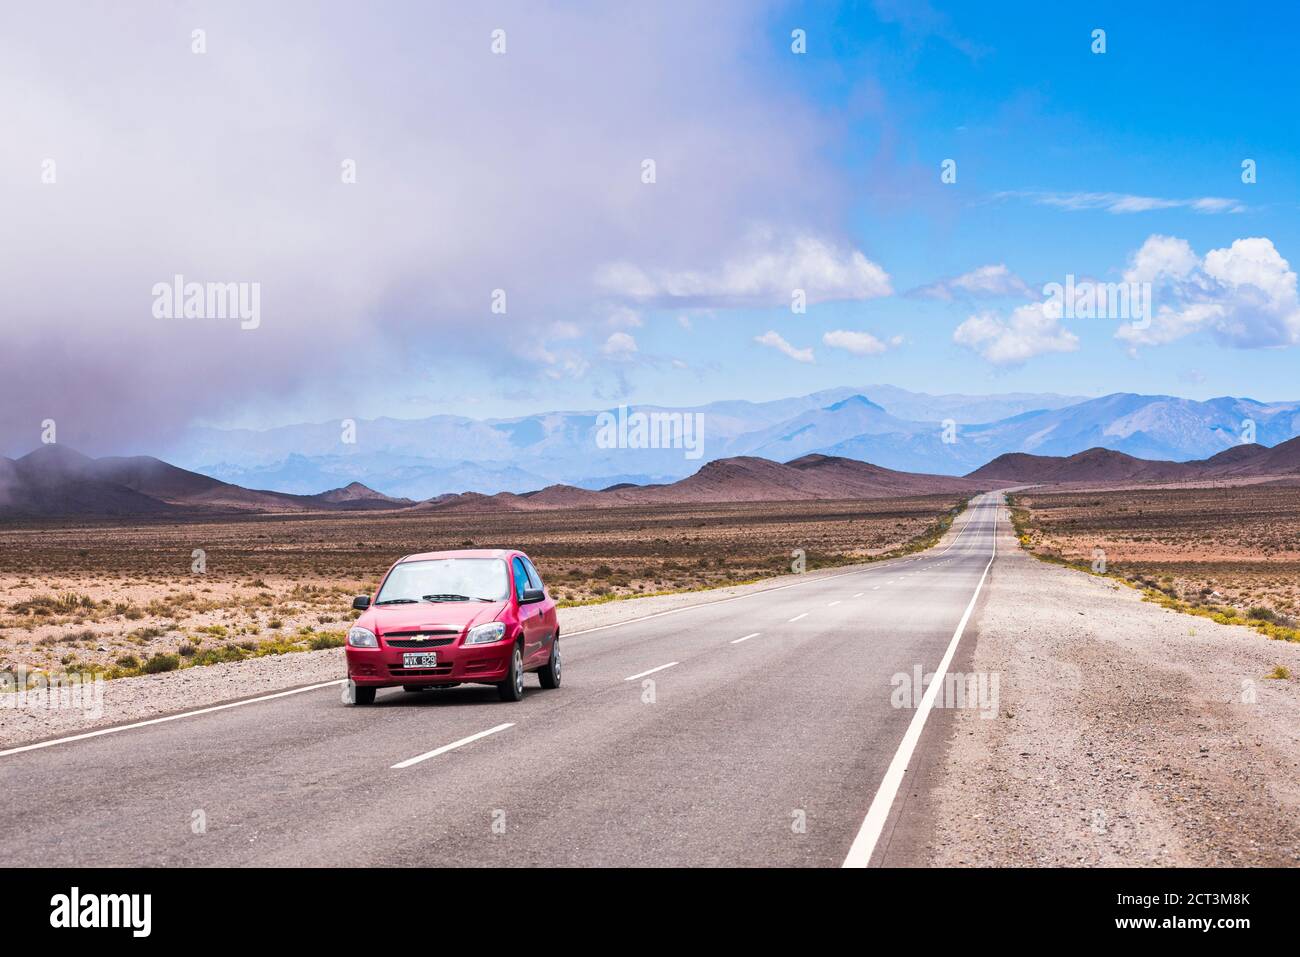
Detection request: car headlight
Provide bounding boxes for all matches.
[465,622,507,645]
[347,626,378,648]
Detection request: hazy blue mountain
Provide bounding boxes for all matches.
[958,394,1300,464]
[845,384,1085,423]
[202,453,557,500]
[732,396,921,462]
[162,387,1300,494]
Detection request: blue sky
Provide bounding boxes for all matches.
[606,1,1300,412]
[4,1,1298,452]
[411,0,1300,421]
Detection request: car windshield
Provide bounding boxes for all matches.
[376,558,508,603]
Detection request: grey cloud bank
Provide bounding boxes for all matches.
[0,1,854,455]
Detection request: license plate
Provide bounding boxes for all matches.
[403,652,437,668]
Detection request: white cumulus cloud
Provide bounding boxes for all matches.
[912,263,1032,300]
[754,330,814,363]
[596,232,892,308]
[953,302,1080,366]
[600,331,639,358]
[822,330,901,355]
[1117,235,1300,349]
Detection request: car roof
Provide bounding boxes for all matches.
[398,548,520,563]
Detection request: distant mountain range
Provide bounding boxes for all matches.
[156,386,1300,498]
[3,435,1299,519]
[0,446,989,518]
[970,436,1300,484]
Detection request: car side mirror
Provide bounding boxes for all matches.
[521,587,545,604]
[352,595,371,610]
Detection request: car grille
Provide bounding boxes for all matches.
[387,665,454,677]
[385,636,456,648]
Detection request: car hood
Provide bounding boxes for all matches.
[359,600,506,636]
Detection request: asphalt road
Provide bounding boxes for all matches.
[0,493,1002,867]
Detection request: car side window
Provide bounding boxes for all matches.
[512,557,529,601]
[522,557,544,591]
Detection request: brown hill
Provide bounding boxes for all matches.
[1207,435,1300,477]
[0,447,179,517]
[1200,443,1269,468]
[0,447,411,518]
[307,482,414,510]
[967,438,1300,485]
[966,447,1197,484]
[424,453,990,511]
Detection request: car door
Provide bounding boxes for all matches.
[512,556,546,664]
[521,556,557,666]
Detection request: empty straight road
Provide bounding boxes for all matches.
[0,493,1002,867]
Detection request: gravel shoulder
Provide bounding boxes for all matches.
[918,510,1300,866]
[0,559,883,749]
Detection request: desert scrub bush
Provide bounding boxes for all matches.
[178,642,198,658]
[115,654,140,669]
[267,618,283,630]
[197,624,228,638]
[54,593,94,614]
[142,653,180,674]
[308,632,346,650]
[253,637,304,656]
[1265,665,1292,680]
[1143,589,1300,643]
[1248,606,1277,622]
[188,646,248,666]
[10,595,59,616]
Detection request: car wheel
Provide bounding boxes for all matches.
[353,685,376,706]
[538,634,561,689]
[498,643,525,702]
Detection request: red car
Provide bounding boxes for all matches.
[345,549,560,704]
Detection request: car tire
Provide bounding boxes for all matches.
[353,685,376,706]
[498,643,525,702]
[538,634,561,690]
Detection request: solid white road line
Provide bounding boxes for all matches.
[391,722,515,769]
[828,600,841,607]
[623,662,679,681]
[853,592,863,598]
[730,632,761,644]
[842,496,999,869]
[788,612,808,623]
[0,679,347,761]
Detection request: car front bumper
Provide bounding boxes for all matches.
[345,640,513,686]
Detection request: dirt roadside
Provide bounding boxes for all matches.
[898,508,1300,866]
